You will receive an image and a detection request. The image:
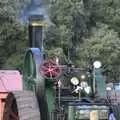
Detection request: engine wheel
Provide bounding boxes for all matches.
[3,91,41,120]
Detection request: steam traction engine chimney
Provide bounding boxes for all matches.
[29,14,44,50]
[28,14,50,120]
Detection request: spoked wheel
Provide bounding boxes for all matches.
[3,91,41,120]
[39,60,61,79]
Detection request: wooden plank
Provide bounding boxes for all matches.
[90,111,98,120]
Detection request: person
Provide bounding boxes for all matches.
[108,108,116,120]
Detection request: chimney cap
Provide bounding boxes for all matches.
[29,14,44,22]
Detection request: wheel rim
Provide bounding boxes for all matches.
[3,93,19,120]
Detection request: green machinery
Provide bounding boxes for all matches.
[2,15,120,120]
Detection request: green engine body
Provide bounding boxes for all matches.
[23,15,109,120]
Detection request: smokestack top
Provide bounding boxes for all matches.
[29,14,46,26]
[29,14,44,22]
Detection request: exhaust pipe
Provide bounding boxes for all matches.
[29,14,44,50]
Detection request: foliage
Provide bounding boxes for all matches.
[45,0,120,81]
[78,23,120,81]
[45,0,92,62]
[92,0,120,34]
[0,0,28,70]
[1,0,120,81]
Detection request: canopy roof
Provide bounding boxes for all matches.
[0,70,22,92]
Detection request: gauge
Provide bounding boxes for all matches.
[70,77,79,85]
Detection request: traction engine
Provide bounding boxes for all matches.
[2,15,120,120]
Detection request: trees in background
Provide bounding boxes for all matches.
[45,0,120,81]
[45,0,92,62]
[1,0,120,81]
[92,0,120,34]
[79,0,120,81]
[0,0,28,70]
[78,23,120,81]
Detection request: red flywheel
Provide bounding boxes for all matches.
[39,60,61,79]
